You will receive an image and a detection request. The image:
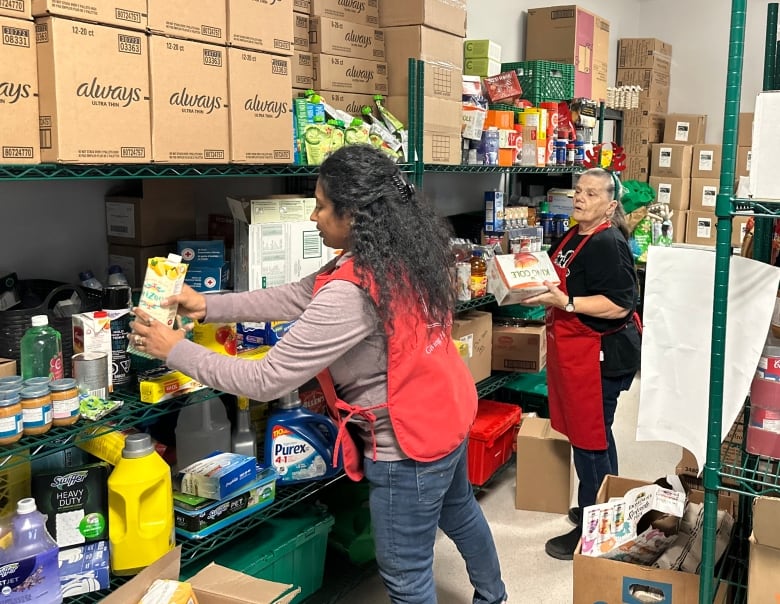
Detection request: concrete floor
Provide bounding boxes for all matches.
[338,375,682,604]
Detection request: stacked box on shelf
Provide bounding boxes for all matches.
[463,39,501,77]
[382,0,466,165]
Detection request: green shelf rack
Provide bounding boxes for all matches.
[455,294,496,313]
[423,164,585,174]
[475,373,514,399]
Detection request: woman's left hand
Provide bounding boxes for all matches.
[522,281,567,309]
[129,307,186,361]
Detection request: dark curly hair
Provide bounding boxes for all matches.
[318,145,454,332]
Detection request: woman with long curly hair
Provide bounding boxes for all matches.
[131,144,507,604]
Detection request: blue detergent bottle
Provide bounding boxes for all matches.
[265,389,341,483]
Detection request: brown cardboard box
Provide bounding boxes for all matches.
[291,51,315,89]
[36,17,151,163]
[615,67,670,100]
[689,178,719,213]
[384,95,461,132]
[639,96,669,115]
[649,176,691,211]
[105,180,195,246]
[379,0,467,37]
[0,16,39,163]
[388,60,461,101]
[685,210,717,246]
[384,25,463,70]
[0,0,30,19]
[748,496,780,603]
[293,0,310,14]
[623,109,665,131]
[671,210,687,243]
[309,16,385,61]
[691,144,722,178]
[622,154,650,182]
[32,0,145,29]
[491,324,546,373]
[108,243,175,288]
[676,411,744,481]
[525,5,610,101]
[228,49,293,164]
[293,13,309,51]
[310,0,378,26]
[318,91,374,115]
[148,36,229,163]
[663,113,707,144]
[451,310,492,384]
[736,145,751,179]
[0,358,17,377]
[617,37,672,70]
[312,53,387,95]
[738,112,753,147]
[515,417,571,514]
[423,131,461,164]
[147,0,226,44]
[733,215,751,247]
[623,125,663,155]
[651,143,693,178]
[227,0,294,56]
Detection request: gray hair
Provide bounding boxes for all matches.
[578,168,629,239]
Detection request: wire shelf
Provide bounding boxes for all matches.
[423,164,584,174]
[455,295,497,313]
[476,373,515,399]
[731,197,780,218]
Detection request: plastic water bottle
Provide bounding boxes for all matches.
[106,265,129,287]
[79,270,103,290]
[7,498,62,603]
[20,315,64,380]
[175,398,232,470]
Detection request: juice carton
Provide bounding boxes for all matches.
[72,311,113,391]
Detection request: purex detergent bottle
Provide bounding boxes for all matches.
[265,389,341,483]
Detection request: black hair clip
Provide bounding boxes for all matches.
[392,174,415,202]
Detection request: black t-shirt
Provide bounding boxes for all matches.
[549,226,637,333]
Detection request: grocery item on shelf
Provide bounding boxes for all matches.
[20,315,64,380]
[102,286,133,389]
[175,398,232,471]
[232,396,257,458]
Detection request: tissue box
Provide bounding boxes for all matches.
[58,541,110,597]
[176,452,257,500]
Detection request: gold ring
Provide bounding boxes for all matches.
[135,335,142,346]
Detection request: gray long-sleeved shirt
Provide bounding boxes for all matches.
[166,256,406,461]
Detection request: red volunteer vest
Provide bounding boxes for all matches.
[312,257,477,481]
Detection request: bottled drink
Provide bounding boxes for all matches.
[469,249,488,299]
[102,286,133,389]
[106,265,129,287]
[20,315,64,380]
[79,270,103,290]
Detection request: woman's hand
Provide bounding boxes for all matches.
[522,281,568,309]
[129,307,186,361]
[161,284,207,321]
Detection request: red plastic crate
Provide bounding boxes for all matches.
[467,400,522,486]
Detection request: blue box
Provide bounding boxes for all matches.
[58,541,110,597]
[176,451,258,501]
[184,262,231,292]
[237,321,295,348]
[484,190,505,233]
[178,240,225,263]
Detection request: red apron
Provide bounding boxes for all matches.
[547,222,620,450]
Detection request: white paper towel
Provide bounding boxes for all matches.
[637,246,780,472]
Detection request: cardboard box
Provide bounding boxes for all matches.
[227,49,294,164]
[318,90,374,115]
[685,210,717,246]
[294,0,310,14]
[147,0,226,44]
[663,113,707,144]
[108,244,175,288]
[491,324,546,373]
[388,60,461,101]
[102,547,299,604]
[623,153,650,182]
[733,215,751,247]
[525,5,610,101]
[309,16,384,61]
[691,143,722,178]
[149,36,229,163]
[310,0,378,26]
[748,496,780,603]
[671,210,687,243]
[689,178,719,213]
[738,111,753,147]
[312,53,387,95]
[293,12,309,51]
[736,145,751,179]
[649,176,691,212]
[384,95,461,132]
[0,358,16,377]
[384,25,463,74]
[637,96,669,115]
[615,67,671,100]
[0,0,30,19]
[618,37,672,70]
[515,417,571,513]
[35,17,151,163]
[106,180,195,246]
[184,262,230,292]
[32,0,146,29]
[227,0,293,56]
[422,131,461,164]
[623,109,665,132]
[463,57,501,77]
[651,143,693,178]
[623,125,663,155]
[0,16,39,163]
[291,51,315,90]
[379,0,467,37]
[451,310,492,384]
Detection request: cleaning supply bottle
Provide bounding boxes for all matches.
[6,498,62,603]
[175,398,232,470]
[265,389,340,484]
[232,396,257,459]
[20,315,64,380]
[102,285,133,389]
[108,433,174,576]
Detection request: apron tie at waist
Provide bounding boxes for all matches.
[333,400,387,466]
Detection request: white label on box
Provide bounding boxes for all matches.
[658,184,672,204]
[675,121,690,141]
[702,186,717,207]
[746,150,752,172]
[105,202,136,239]
[697,217,713,238]
[698,150,714,171]
[659,148,672,168]
[738,222,748,244]
[458,334,474,358]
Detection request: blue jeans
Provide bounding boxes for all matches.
[363,440,506,604]
[572,372,635,518]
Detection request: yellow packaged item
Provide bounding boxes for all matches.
[139,578,199,604]
[453,339,469,362]
[191,322,237,357]
[140,371,205,404]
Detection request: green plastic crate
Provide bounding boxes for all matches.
[318,480,375,565]
[210,506,335,603]
[500,60,574,105]
[503,370,549,417]
[493,304,546,322]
